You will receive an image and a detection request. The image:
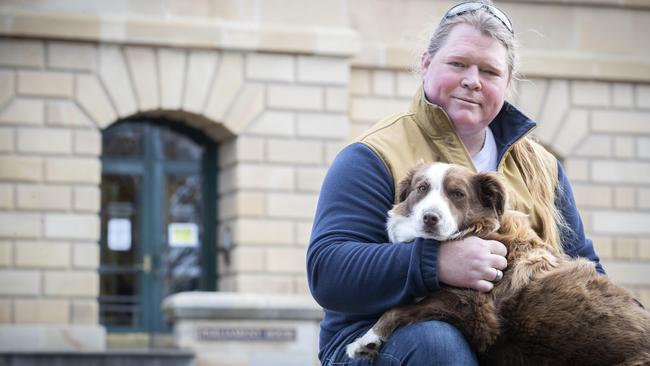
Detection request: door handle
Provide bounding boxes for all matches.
[136,254,152,274]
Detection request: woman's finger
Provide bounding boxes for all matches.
[489,254,508,270]
[486,240,507,256]
[476,279,494,293]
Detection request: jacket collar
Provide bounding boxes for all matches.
[409,85,536,161]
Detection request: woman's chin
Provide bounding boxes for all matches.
[448,112,487,131]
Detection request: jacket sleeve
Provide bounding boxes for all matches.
[556,161,606,275]
[307,143,440,316]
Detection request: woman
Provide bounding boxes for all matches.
[307,1,604,365]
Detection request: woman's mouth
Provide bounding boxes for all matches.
[453,96,480,106]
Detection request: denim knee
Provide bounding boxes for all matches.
[385,320,478,365]
[324,321,478,366]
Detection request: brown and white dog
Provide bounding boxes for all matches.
[347,162,650,365]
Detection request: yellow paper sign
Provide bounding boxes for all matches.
[168,223,199,247]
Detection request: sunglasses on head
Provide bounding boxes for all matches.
[443,1,514,34]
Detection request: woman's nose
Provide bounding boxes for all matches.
[461,66,481,90]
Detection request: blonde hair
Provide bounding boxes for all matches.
[511,138,566,251]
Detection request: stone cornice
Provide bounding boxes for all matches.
[0,10,360,57]
[503,0,650,10]
[2,8,648,82]
[163,292,324,321]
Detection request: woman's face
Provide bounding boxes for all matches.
[421,23,510,139]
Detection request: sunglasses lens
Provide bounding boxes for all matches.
[488,6,513,32]
[444,2,513,34]
[447,2,482,17]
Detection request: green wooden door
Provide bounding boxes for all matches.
[99,120,216,334]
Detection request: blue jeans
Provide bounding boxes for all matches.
[323,321,478,366]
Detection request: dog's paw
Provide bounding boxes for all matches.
[345,329,384,359]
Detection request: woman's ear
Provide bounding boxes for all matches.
[420,52,431,75]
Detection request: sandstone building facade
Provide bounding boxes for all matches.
[0,0,649,353]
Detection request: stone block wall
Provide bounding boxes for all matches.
[0,36,351,341]
[0,39,102,332]
[217,52,349,295]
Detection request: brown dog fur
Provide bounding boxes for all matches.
[361,164,650,365]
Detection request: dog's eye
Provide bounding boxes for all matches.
[417,185,428,193]
[450,190,465,199]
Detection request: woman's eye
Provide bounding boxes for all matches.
[449,62,464,67]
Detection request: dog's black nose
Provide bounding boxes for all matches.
[423,213,439,226]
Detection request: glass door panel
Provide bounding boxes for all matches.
[162,174,203,298]
[99,174,142,329]
[162,127,203,160]
[103,123,145,158]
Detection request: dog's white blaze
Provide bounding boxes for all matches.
[412,164,458,240]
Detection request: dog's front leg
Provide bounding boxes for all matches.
[345,325,387,360]
[346,288,499,359]
[345,298,435,360]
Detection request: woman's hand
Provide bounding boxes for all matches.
[437,236,508,292]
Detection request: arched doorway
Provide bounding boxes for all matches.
[99,118,217,343]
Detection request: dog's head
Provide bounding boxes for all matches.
[387,162,506,242]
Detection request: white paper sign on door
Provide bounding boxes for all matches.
[108,218,132,251]
[168,222,199,247]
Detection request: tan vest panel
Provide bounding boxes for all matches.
[354,87,558,236]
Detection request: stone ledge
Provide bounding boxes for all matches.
[0,325,106,351]
[0,10,360,57]
[0,349,195,366]
[163,292,323,321]
[0,349,194,357]
[514,0,650,9]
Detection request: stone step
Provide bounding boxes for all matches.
[0,349,195,366]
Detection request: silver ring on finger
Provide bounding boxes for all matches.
[493,268,503,282]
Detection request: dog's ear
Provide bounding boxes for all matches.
[474,172,506,216]
[397,162,425,203]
